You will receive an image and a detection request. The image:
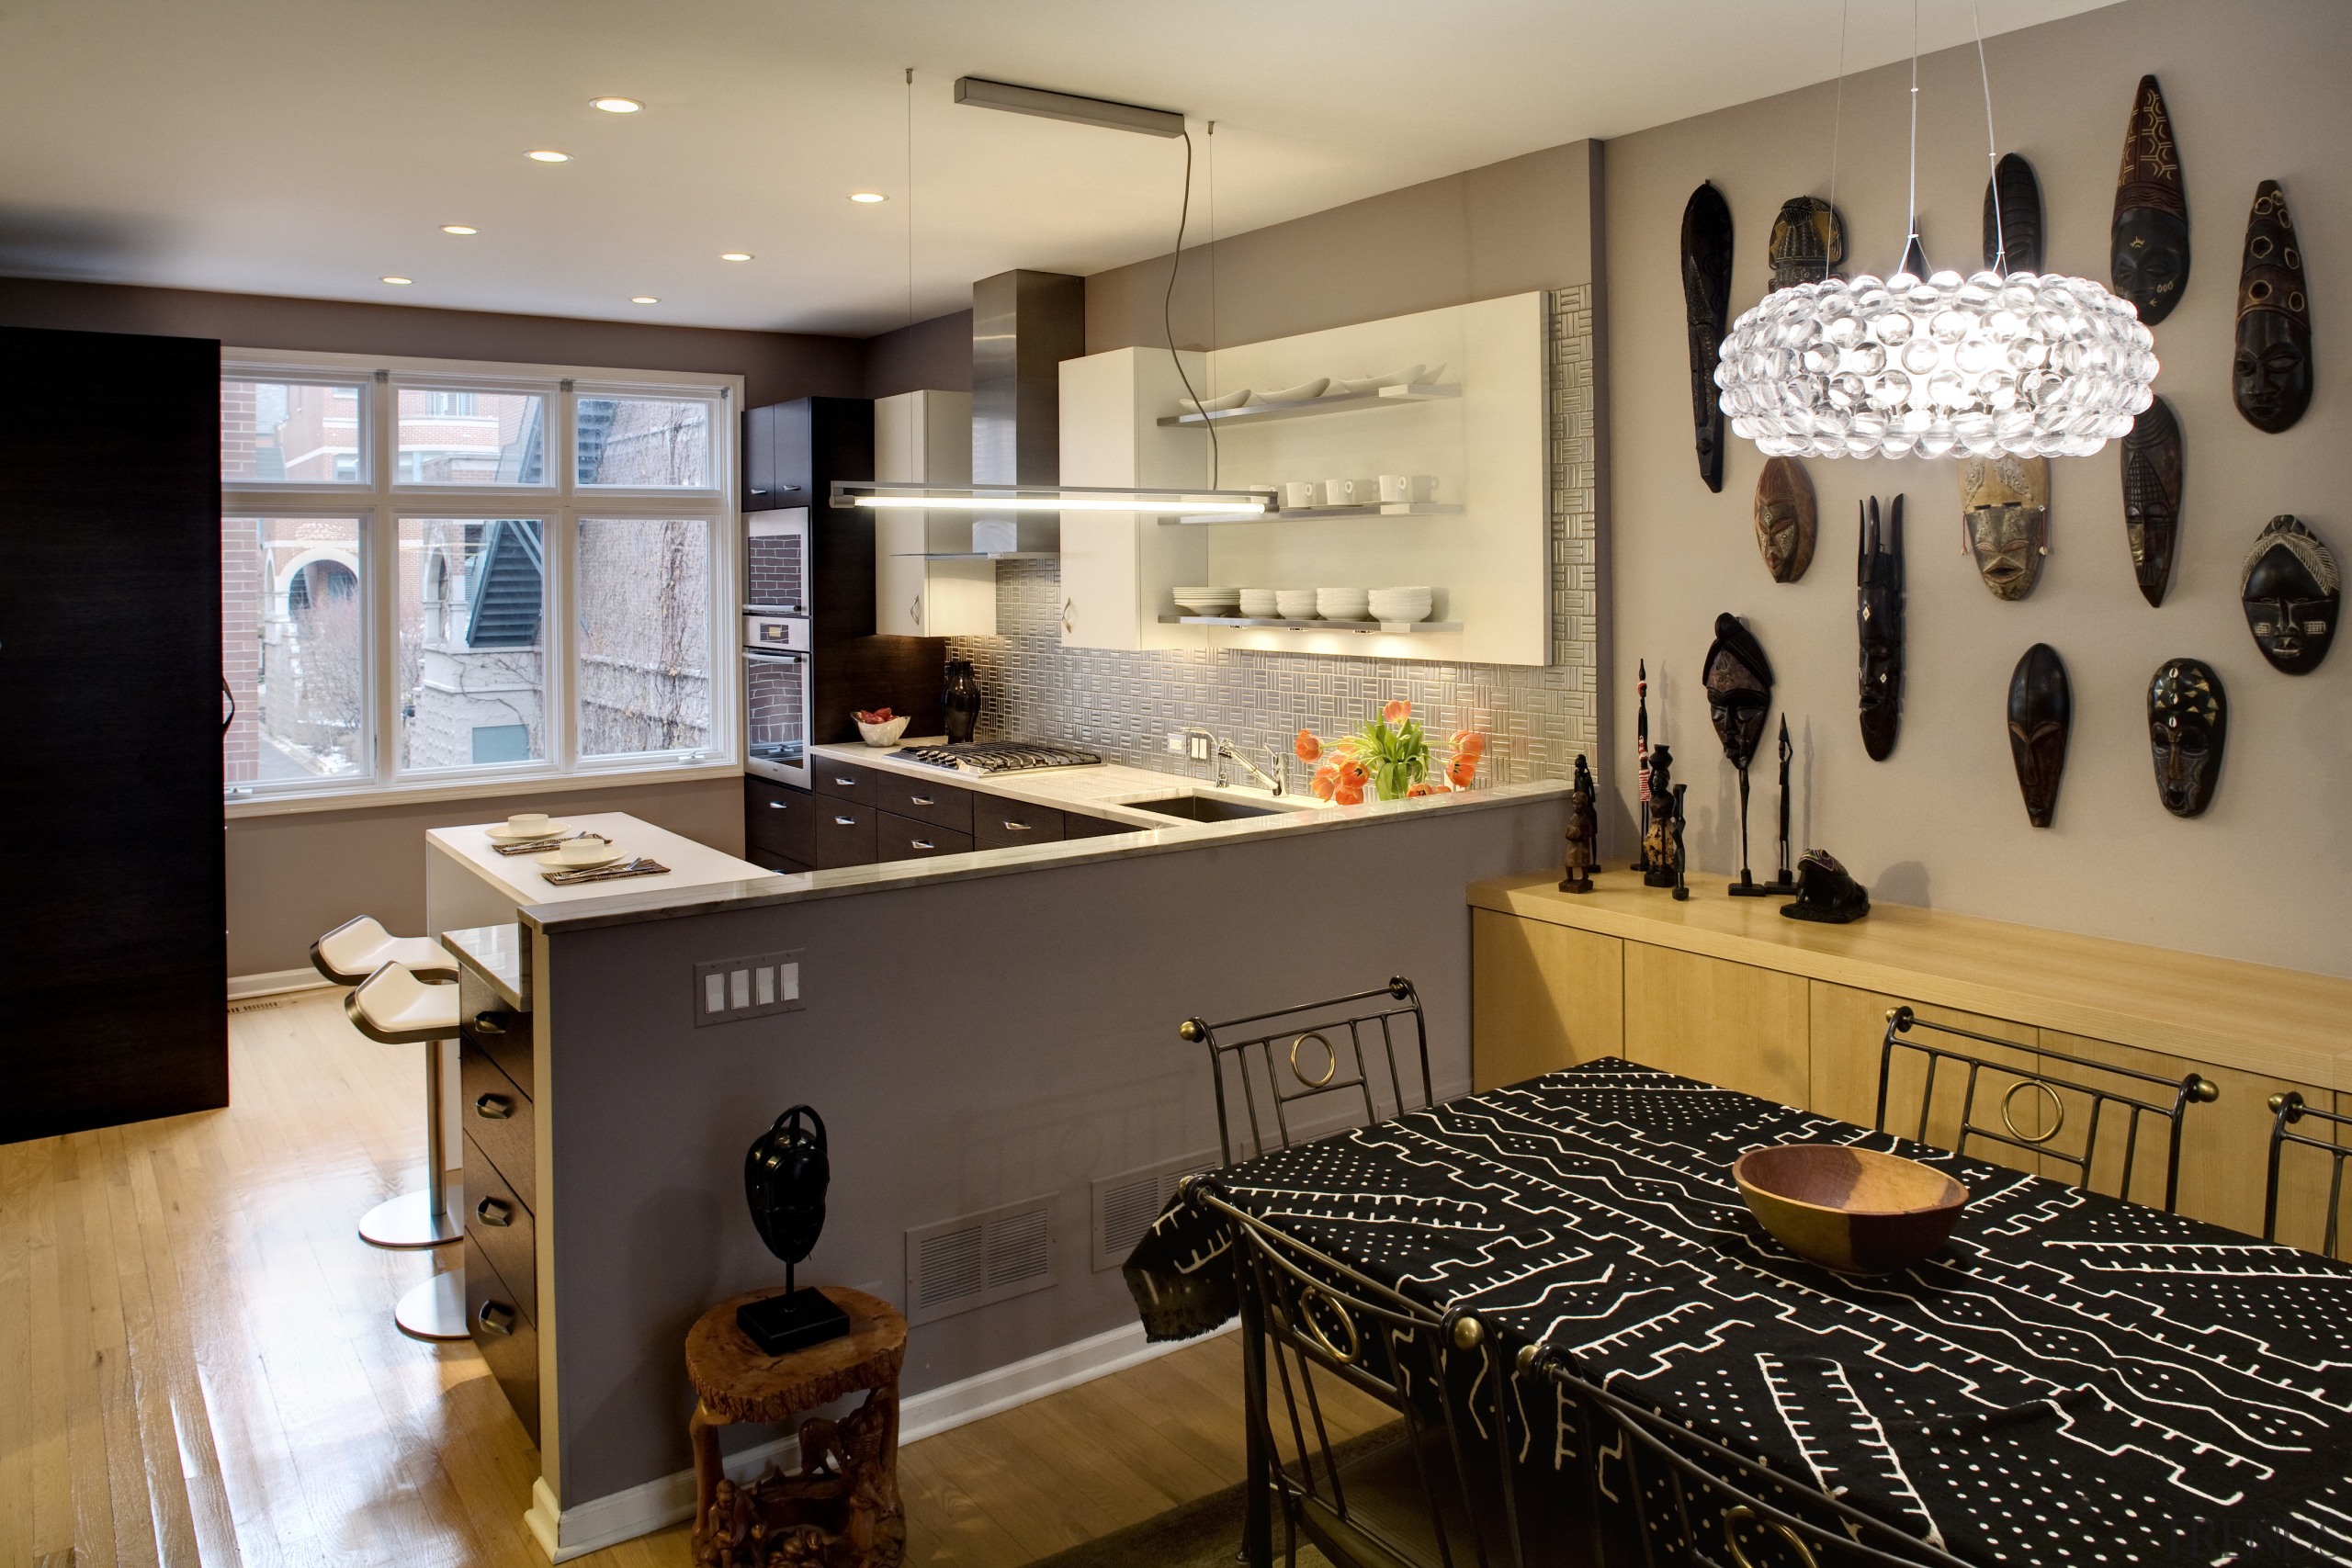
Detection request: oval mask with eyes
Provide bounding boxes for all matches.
[2148,659,2226,818]
[2240,514,2338,675]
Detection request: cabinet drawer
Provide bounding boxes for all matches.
[464,1234,539,1444]
[746,778,816,864]
[812,758,876,807]
[1064,811,1135,840]
[873,773,972,833]
[463,1135,537,1324]
[813,801,877,869]
[458,1040,535,1211]
[745,847,812,875]
[876,809,973,863]
[976,800,1066,851]
[458,969,533,1093]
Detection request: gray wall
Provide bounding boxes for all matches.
[862,308,972,398]
[1601,0,2352,975]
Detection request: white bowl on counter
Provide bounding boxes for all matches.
[856,715,911,747]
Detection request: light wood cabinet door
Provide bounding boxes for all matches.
[1623,944,1807,1107]
[1471,909,1622,1091]
[1808,984,2038,1175]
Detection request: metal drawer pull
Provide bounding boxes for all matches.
[471,1011,507,1036]
[766,800,787,809]
[909,795,934,806]
[913,839,935,851]
[476,1197,514,1227]
[1002,819,1034,831]
[833,815,858,827]
[832,775,857,786]
[474,1093,514,1121]
[477,1301,517,1337]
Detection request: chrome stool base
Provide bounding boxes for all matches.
[395,1270,469,1342]
[359,1184,464,1249]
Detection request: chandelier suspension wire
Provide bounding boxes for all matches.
[1905,0,1920,269]
[904,67,915,328]
[1972,2,2007,270]
[1826,0,1847,279]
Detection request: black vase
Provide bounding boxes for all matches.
[943,659,981,744]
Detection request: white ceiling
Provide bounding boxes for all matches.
[0,0,2118,337]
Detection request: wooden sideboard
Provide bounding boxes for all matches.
[1468,870,2352,1245]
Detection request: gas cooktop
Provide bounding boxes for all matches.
[893,740,1104,775]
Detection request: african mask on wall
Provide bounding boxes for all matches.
[2111,75,2189,326]
[1769,196,1846,290]
[2234,180,2313,434]
[1755,457,1816,581]
[1857,496,1905,761]
[2148,659,2226,818]
[1983,152,2044,274]
[1959,453,2051,600]
[1682,182,1735,493]
[2240,514,2339,675]
[1704,613,1774,769]
[2007,643,2071,829]
[2120,395,2183,607]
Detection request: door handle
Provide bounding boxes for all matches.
[477,1301,518,1337]
[831,776,857,786]
[1002,819,1034,831]
[476,1197,514,1227]
[767,800,787,809]
[1062,596,1075,634]
[910,795,934,806]
[470,1011,508,1036]
[912,839,935,851]
[910,594,922,626]
[474,1093,514,1121]
[833,815,858,827]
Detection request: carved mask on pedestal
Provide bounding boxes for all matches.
[1682,182,1735,493]
[1769,197,1846,290]
[2111,75,2189,326]
[1703,613,1775,771]
[1959,453,2051,600]
[1857,497,1905,761]
[1754,457,1816,582]
[745,1105,830,1266]
[2234,180,2313,433]
[2147,659,2226,818]
[1984,152,2044,275]
[2007,643,2071,829]
[2240,514,2339,675]
[2120,396,2184,607]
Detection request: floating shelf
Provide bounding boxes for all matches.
[1166,502,1462,526]
[1157,383,1462,427]
[888,551,1056,560]
[1159,616,1461,635]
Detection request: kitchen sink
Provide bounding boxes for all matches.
[1127,794,1295,822]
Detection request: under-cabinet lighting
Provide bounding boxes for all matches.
[380,275,413,286]
[719,252,753,262]
[526,149,571,163]
[630,295,660,304]
[590,96,643,114]
[849,192,888,204]
[441,225,477,235]
[834,481,1270,516]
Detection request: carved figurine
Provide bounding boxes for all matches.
[1560,754,1598,894]
[2149,659,2227,818]
[697,1391,905,1568]
[1769,196,1846,290]
[1703,613,1774,897]
[1640,744,1678,889]
[2007,643,2072,829]
[2121,396,2184,607]
[2240,514,2339,675]
[1682,182,1736,493]
[1755,457,1816,582]
[1984,152,2043,275]
[1781,850,1869,925]
[1857,497,1905,761]
[1669,784,1690,901]
[739,1106,851,1354]
[1760,716,1798,897]
[1959,453,2051,600]
[2234,179,2313,434]
[1632,660,1653,872]
[2112,75,2189,326]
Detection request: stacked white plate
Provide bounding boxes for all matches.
[1317,587,1372,622]
[1274,588,1318,619]
[1238,589,1279,618]
[1172,586,1241,617]
[1368,586,1435,623]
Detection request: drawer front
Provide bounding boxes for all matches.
[813,801,878,869]
[464,1235,540,1444]
[975,800,1067,852]
[458,987,534,1099]
[1064,811,1134,840]
[875,809,975,863]
[745,847,812,875]
[746,778,816,864]
[462,1134,537,1323]
[873,773,973,833]
[458,1040,536,1211]
[812,758,876,807]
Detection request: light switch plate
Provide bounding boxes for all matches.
[695,949,804,1026]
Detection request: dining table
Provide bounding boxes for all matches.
[1124,1057,2352,1567]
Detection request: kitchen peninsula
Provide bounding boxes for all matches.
[447,763,1565,1558]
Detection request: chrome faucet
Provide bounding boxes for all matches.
[1216,739,1287,797]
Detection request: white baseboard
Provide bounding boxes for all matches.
[228,967,334,1001]
[524,1315,1231,1562]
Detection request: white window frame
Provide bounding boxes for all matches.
[223,348,741,818]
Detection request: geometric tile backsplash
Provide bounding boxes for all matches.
[944,284,1600,794]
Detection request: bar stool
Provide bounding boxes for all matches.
[346,961,469,1341]
[313,917,463,1251]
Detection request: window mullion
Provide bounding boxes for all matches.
[371,371,399,785]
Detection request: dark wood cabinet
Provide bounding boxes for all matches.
[746,777,817,865]
[813,801,879,868]
[876,809,975,862]
[874,773,974,834]
[1066,811,1135,840]
[459,1042,535,1212]
[458,991,539,1442]
[812,757,879,807]
[464,1234,539,1443]
[976,799,1067,851]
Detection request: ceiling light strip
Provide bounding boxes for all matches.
[833,481,1269,515]
[952,76,1184,139]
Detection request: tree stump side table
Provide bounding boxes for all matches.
[684,1285,909,1568]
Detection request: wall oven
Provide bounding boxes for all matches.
[742,610,811,788]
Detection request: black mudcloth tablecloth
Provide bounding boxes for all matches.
[1124,1059,2352,1566]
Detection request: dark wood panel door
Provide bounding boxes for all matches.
[874,809,974,863]
[0,326,225,1144]
[975,800,1066,851]
[813,801,878,869]
[745,777,816,864]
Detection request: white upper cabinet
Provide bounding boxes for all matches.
[1057,348,1208,649]
[874,389,996,637]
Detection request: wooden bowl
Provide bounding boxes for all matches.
[1733,1144,1969,1274]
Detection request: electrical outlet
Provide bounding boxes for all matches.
[1165,730,1184,754]
[695,950,803,1026]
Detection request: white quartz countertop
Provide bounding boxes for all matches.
[428,811,775,908]
[442,922,529,1010]
[808,739,1313,828]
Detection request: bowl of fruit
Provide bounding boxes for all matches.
[854,708,910,747]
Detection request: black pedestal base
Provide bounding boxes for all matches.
[1727,874,1771,898]
[738,1288,852,1355]
[1756,877,1800,897]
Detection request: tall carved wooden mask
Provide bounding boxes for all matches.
[2111,75,2189,326]
[1856,497,1905,762]
[2234,180,2312,433]
[1681,182,1735,493]
[1984,153,2043,275]
[2120,395,2183,607]
[2007,643,2071,829]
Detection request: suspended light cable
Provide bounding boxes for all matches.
[1163,126,1219,486]
[904,67,915,327]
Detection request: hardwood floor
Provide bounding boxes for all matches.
[0,989,1385,1567]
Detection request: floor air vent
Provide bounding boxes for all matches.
[1091,1152,1217,1273]
[905,1195,1057,1326]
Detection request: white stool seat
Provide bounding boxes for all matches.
[346,963,462,1044]
[313,915,458,987]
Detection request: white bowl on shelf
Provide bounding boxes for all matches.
[1238,589,1280,618]
[1368,592,1435,624]
[856,715,911,747]
[1274,589,1318,619]
[1172,587,1241,617]
[1254,378,1329,404]
[1328,363,1427,396]
[1179,389,1251,414]
[1317,588,1372,622]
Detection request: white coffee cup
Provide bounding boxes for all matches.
[506,812,553,836]
[1283,479,1321,510]
[1379,474,1439,503]
[1323,478,1367,508]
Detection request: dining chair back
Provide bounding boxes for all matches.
[1874,1008,2218,1212]
[2265,1090,2352,1259]
[1182,977,1433,1168]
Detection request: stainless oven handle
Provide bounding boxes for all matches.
[743,650,807,665]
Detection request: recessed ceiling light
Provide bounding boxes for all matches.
[590,96,643,114]
[719,252,753,262]
[848,191,888,204]
[526,149,571,163]
[441,225,478,235]
[630,296,660,304]
[381,276,413,286]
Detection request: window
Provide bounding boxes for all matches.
[220,353,735,807]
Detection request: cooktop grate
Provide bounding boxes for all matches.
[894,740,1105,775]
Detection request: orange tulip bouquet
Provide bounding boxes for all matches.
[1295,700,1486,805]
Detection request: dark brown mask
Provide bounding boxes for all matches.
[2234,180,2312,434]
[2240,514,2339,675]
[1703,613,1775,770]
[1959,454,2050,600]
[1682,182,1735,494]
[1984,152,2043,274]
[2007,643,2071,829]
[2120,395,2183,607]
[745,1105,830,1266]
[1857,496,1905,761]
[2111,75,2189,326]
[2147,659,2226,818]
[1769,196,1845,290]
[1755,457,1816,581]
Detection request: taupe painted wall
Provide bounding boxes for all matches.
[1602,0,2351,977]
[862,308,972,398]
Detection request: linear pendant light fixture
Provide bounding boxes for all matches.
[953,76,1184,138]
[832,482,1270,516]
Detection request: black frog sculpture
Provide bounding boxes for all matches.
[2111,75,2190,326]
[738,1104,851,1354]
[1984,152,2043,275]
[1681,183,1736,493]
[1781,850,1870,925]
[2148,659,2227,818]
[2234,180,2313,434]
[2240,514,2339,675]
[2007,644,2073,829]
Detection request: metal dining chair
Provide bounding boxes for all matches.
[1874,1008,2217,1213]
[2265,1091,2352,1260]
[1181,976,1432,1167]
